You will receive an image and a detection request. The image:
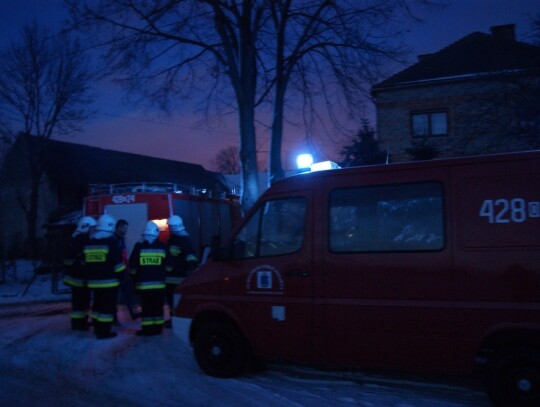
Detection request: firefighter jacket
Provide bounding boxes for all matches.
[165,234,198,285]
[63,233,88,288]
[112,233,128,265]
[81,236,125,289]
[129,239,167,291]
[113,233,129,281]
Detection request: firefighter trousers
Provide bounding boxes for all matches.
[91,287,118,337]
[165,283,181,311]
[70,285,90,330]
[139,288,165,335]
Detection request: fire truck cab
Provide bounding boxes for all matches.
[173,151,540,407]
[83,182,241,258]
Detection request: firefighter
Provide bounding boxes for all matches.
[63,216,96,331]
[82,214,125,340]
[164,215,198,328]
[129,221,168,336]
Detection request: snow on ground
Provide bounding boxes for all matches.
[0,259,70,305]
[0,260,492,406]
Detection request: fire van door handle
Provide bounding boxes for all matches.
[285,271,310,278]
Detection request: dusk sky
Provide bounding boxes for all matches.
[1,0,539,170]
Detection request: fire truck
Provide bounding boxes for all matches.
[83,182,242,258]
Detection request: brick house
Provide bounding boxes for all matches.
[371,24,540,162]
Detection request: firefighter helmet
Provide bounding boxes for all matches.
[143,221,160,237]
[74,216,97,236]
[96,214,116,233]
[167,215,186,234]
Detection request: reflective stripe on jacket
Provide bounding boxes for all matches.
[136,280,166,290]
[87,279,120,288]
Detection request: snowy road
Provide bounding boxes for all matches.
[0,302,492,407]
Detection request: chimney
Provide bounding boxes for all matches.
[490,24,516,42]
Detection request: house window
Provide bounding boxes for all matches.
[411,111,447,137]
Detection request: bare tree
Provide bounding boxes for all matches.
[67,0,265,209]
[66,0,437,207]
[530,13,540,45]
[264,1,434,182]
[211,146,241,174]
[0,22,93,257]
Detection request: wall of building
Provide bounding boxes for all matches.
[374,75,540,162]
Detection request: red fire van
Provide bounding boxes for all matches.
[173,151,540,407]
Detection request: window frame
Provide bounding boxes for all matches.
[410,111,448,138]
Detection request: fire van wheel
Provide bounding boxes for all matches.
[486,348,540,407]
[194,321,248,378]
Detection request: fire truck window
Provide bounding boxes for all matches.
[199,202,220,248]
[218,204,232,240]
[330,182,444,252]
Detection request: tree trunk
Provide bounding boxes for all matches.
[27,174,41,259]
[269,87,286,186]
[23,133,44,260]
[268,103,284,186]
[238,105,259,211]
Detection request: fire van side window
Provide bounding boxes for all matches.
[329,182,444,252]
[232,197,307,259]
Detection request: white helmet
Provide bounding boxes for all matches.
[144,221,160,238]
[96,214,116,233]
[73,216,97,236]
[167,215,187,235]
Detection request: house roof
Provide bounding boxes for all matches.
[1,136,226,192]
[372,24,540,92]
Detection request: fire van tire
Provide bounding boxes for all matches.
[194,321,248,378]
[486,347,540,407]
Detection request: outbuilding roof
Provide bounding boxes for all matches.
[1,135,227,193]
